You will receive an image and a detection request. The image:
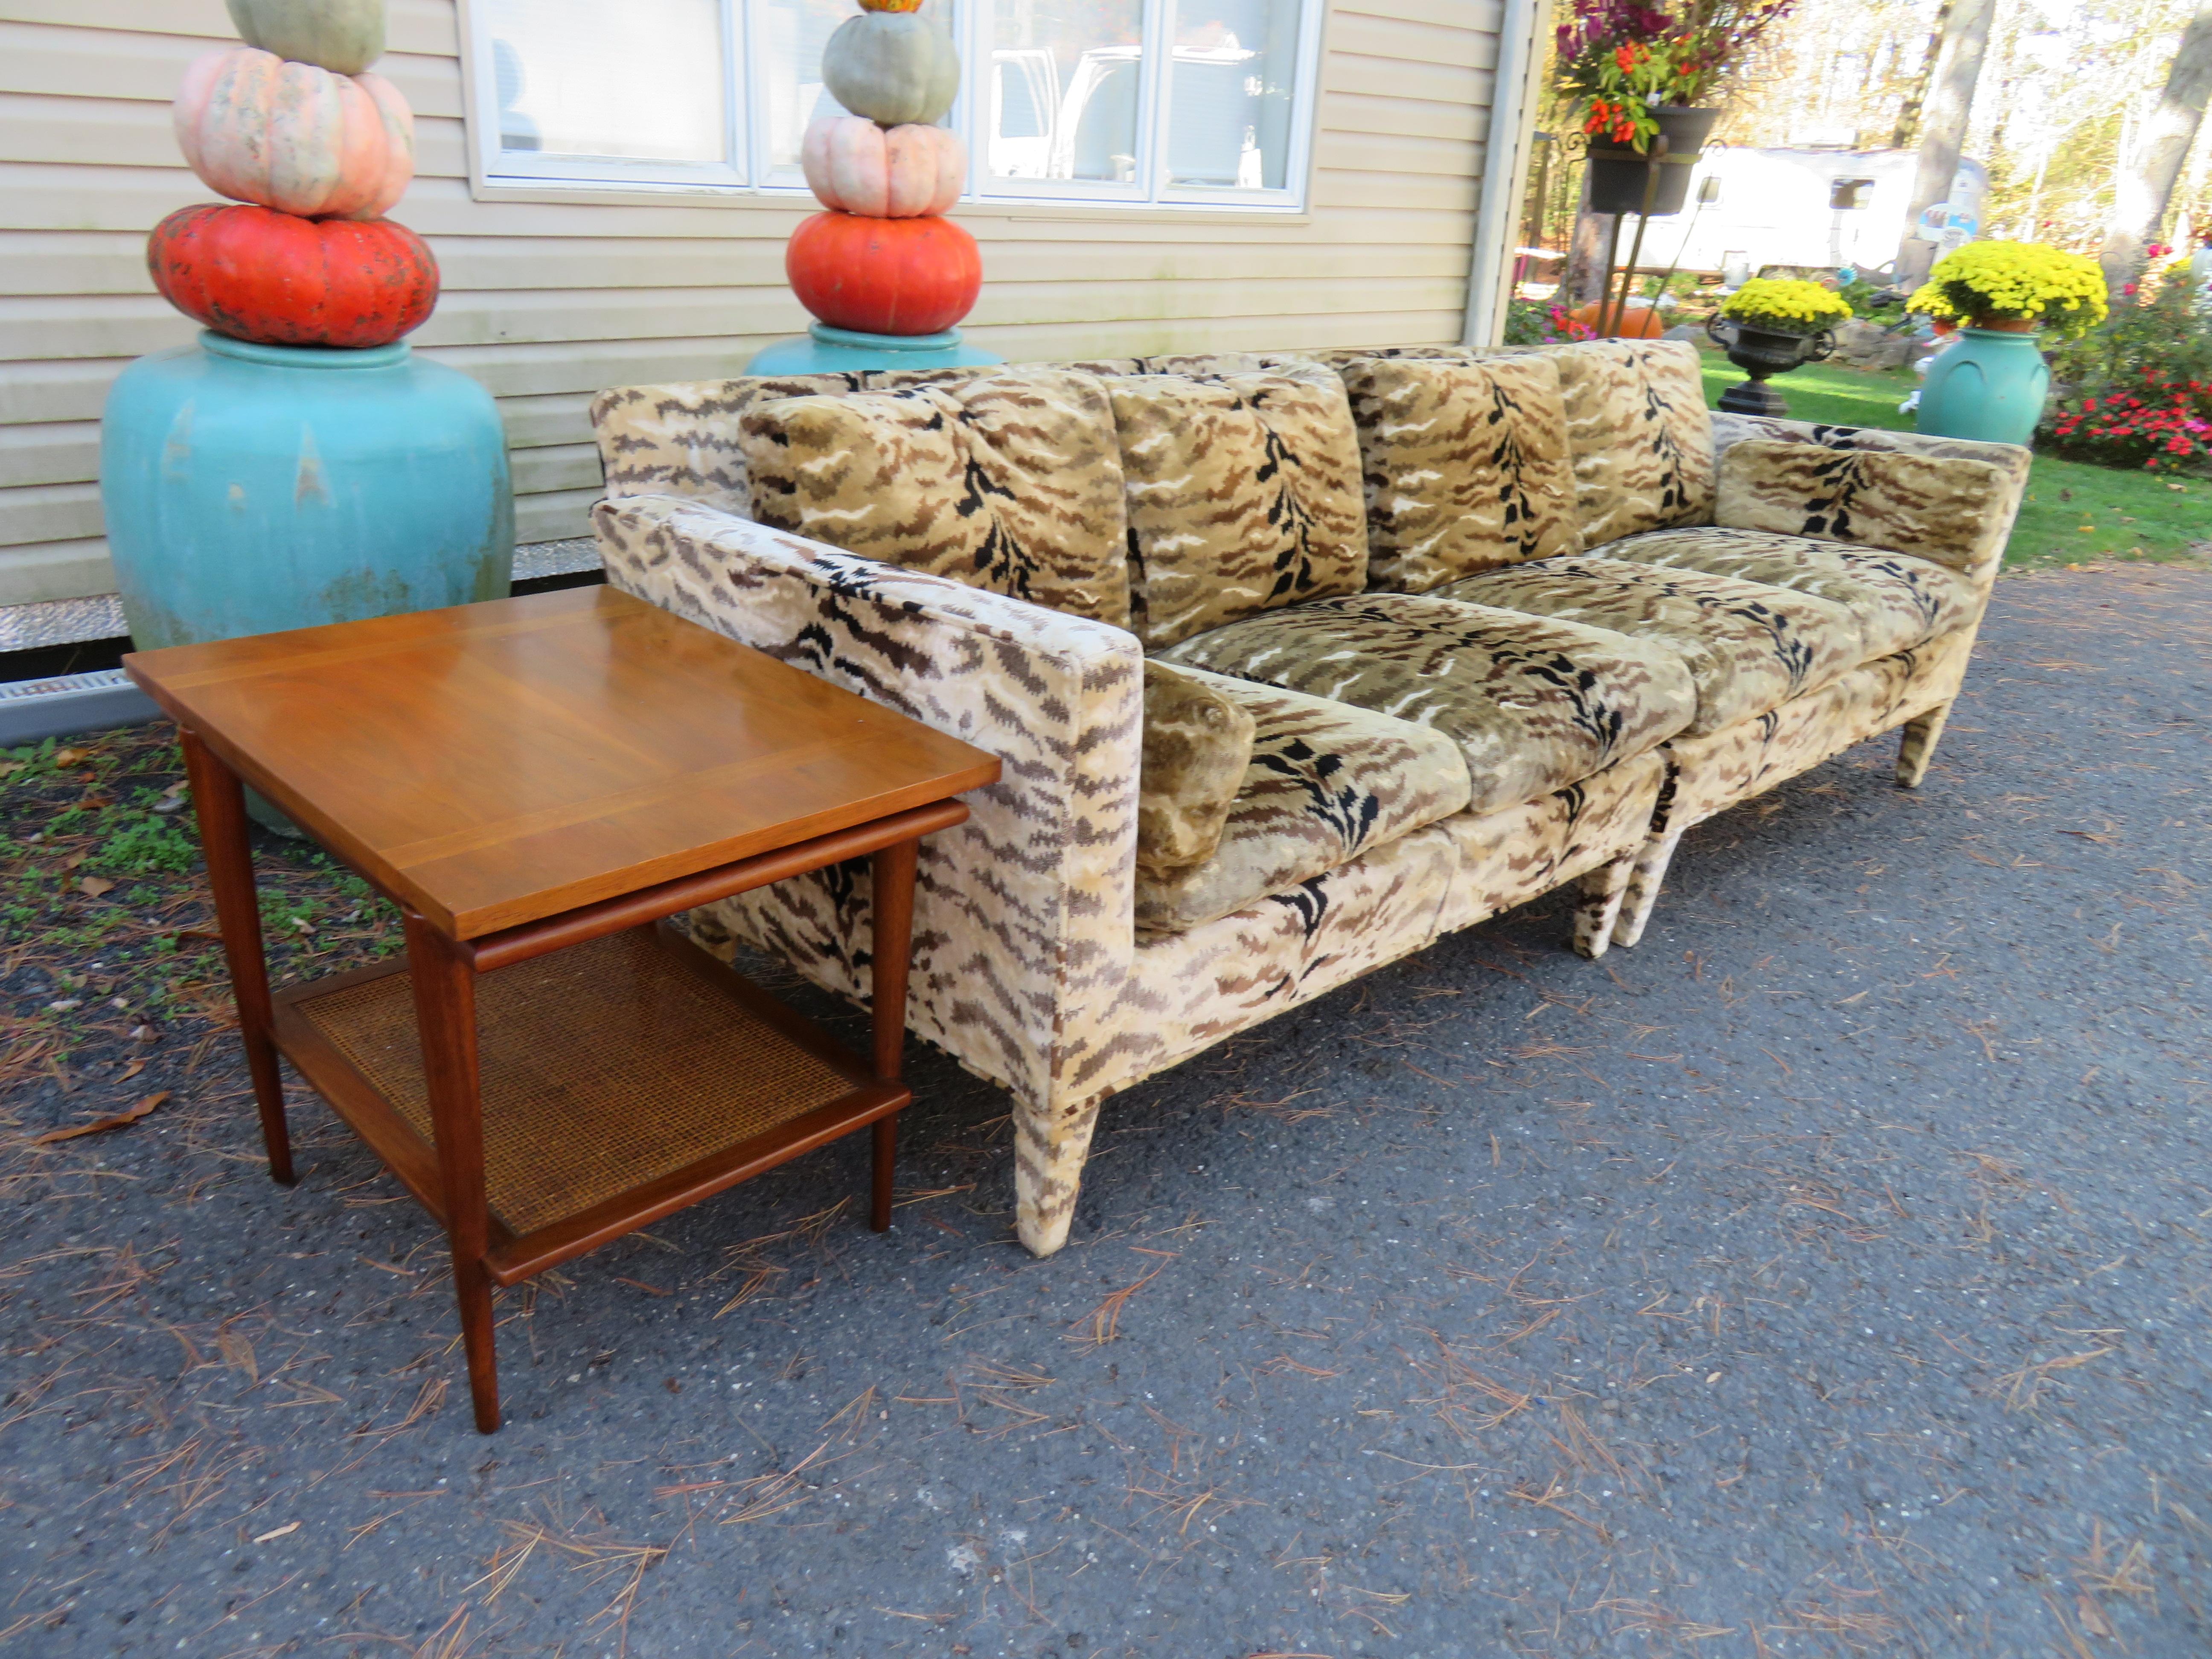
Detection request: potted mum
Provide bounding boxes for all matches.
[1706,276,1851,413]
[1908,241,2108,445]
[1555,0,1796,215]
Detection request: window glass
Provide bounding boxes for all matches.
[987,0,1147,184]
[485,0,728,165]
[757,0,863,178]
[1164,0,1300,189]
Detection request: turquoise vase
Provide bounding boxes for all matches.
[1915,326,2049,447]
[100,332,513,652]
[747,322,1002,375]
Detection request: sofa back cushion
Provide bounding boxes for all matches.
[1716,437,2015,580]
[1106,362,1369,649]
[736,368,1132,626]
[1336,354,1582,592]
[591,367,983,511]
[1543,339,1716,544]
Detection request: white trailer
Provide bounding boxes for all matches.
[1612,147,1988,281]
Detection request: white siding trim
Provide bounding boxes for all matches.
[1463,0,1548,346]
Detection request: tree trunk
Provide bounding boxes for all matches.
[2100,0,2212,305]
[1892,0,1956,149]
[1564,170,1613,308]
[1893,0,1997,290]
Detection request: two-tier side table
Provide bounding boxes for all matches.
[125,587,999,1432]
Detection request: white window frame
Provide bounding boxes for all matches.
[457,0,1325,215]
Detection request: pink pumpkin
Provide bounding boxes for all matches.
[800,116,964,218]
[174,45,413,221]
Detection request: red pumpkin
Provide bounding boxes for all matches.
[148,203,437,348]
[1569,299,1665,339]
[786,211,981,335]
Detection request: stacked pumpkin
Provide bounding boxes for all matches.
[150,0,434,350]
[790,0,981,337]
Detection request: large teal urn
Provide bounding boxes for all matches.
[100,332,512,651]
[1915,325,2050,447]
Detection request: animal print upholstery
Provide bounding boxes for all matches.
[1543,340,1717,543]
[736,370,1131,626]
[1433,556,1863,735]
[1059,353,1272,376]
[1335,354,1583,592]
[587,352,2028,1259]
[591,491,1144,1258]
[1105,363,1370,648]
[1138,661,1255,876]
[1597,526,1979,660]
[1429,748,1665,936]
[1155,592,1695,815]
[591,367,981,512]
[1655,625,1979,832]
[1714,437,2016,580]
[1708,410,2034,485]
[1133,666,1471,934]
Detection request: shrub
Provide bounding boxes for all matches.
[2040,258,2212,471]
[1503,296,1598,345]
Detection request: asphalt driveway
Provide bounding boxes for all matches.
[3,563,2207,1658]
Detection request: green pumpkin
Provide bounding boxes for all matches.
[821,12,960,128]
[225,0,386,75]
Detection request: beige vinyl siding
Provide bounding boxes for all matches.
[0,0,1508,609]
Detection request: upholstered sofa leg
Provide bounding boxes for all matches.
[1013,1091,1106,1257]
[1896,701,1953,789]
[1610,827,1684,950]
[1570,856,1636,960]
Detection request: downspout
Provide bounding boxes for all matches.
[1462,0,1553,346]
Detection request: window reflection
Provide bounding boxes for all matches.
[488,0,727,163]
[989,0,1144,183]
[1165,0,1299,189]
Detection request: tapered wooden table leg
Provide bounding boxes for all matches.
[405,909,501,1433]
[180,728,294,1185]
[868,838,918,1232]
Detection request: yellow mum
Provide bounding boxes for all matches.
[1909,242,2108,340]
[1720,278,1853,334]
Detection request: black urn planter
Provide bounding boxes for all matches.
[1586,105,1718,215]
[1705,315,1836,415]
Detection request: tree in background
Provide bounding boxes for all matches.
[2099,0,2212,303]
[1892,0,1997,286]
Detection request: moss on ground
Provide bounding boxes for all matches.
[1697,353,2212,569]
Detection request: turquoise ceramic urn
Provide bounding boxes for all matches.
[1915,326,2050,447]
[100,332,512,650]
[747,322,1001,375]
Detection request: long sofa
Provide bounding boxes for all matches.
[587,340,2028,1257]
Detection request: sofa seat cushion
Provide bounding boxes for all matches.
[1106,363,1370,649]
[1138,661,1257,877]
[1432,556,1863,735]
[1715,436,2016,581]
[737,368,1132,626]
[1595,525,1979,660]
[1336,353,1583,592]
[1132,666,1470,934]
[1155,593,1694,816]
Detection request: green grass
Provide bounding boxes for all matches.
[1697,352,2212,568]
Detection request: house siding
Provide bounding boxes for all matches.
[0,0,1511,610]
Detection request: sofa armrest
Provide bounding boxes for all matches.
[1707,413,2029,584]
[1709,411,2030,486]
[591,493,1144,1122]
